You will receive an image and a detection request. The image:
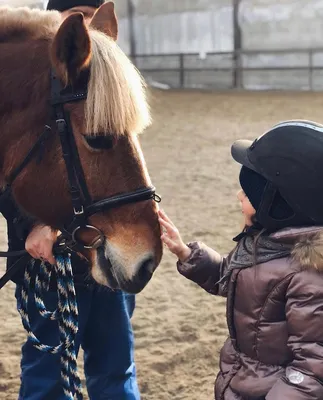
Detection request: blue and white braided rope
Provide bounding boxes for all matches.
[18,255,83,400]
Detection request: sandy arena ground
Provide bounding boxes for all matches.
[1,89,323,399]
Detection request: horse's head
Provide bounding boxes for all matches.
[0,3,162,293]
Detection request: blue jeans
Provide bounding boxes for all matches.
[15,284,140,400]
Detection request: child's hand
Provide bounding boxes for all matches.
[158,210,191,262]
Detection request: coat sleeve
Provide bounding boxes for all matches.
[266,270,323,400]
[176,241,230,296]
[0,191,36,244]
[0,191,20,222]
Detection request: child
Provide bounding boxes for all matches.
[159,120,323,400]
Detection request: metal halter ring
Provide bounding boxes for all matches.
[71,225,105,250]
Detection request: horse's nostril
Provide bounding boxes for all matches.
[113,255,156,294]
[136,256,155,283]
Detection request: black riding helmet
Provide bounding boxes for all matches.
[47,0,105,12]
[231,120,323,231]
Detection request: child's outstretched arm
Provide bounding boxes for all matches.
[266,270,323,400]
[159,210,228,296]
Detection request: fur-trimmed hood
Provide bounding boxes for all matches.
[271,226,323,272]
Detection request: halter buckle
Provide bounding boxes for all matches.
[56,118,67,134]
[73,206,84,215]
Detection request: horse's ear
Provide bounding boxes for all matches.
[90,2,118,41]
[51,13,91,86]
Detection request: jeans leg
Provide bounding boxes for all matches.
[82,287,140,400]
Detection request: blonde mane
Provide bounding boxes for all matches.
[0,6,151,135]
[86,30,151,135]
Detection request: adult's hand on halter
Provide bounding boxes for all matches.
[25,224,58,265]
[158,210,191,262]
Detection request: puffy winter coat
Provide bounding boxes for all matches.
[177,227,323,399]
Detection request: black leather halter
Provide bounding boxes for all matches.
[0,71,160,288]
[50,73,160,250]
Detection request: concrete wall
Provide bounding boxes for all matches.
[241,0,323,51]
[116,0,233,55]
[240,0,323,90]
[115,0,323,54]
[114,0,323,90]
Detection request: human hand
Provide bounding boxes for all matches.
[25,224,58,265]
[158,210,191,262]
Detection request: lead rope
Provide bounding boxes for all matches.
[17,255,83,400]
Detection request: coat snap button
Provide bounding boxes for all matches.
[287,370,304,384]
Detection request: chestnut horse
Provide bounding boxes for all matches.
[0,3,162,293]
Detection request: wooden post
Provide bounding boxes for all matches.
[179,54,185,88]
[127,0,137,64]
[233,0,242,88]
[309,49,313,91]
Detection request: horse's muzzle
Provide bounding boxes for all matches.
[96,245,155,294]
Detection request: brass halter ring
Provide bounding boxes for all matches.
[71,225,105,250]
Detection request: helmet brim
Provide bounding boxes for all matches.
[231,140,257,172]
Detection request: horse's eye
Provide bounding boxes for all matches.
[84,135,116,150]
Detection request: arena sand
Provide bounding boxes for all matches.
[1,90,323,399]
